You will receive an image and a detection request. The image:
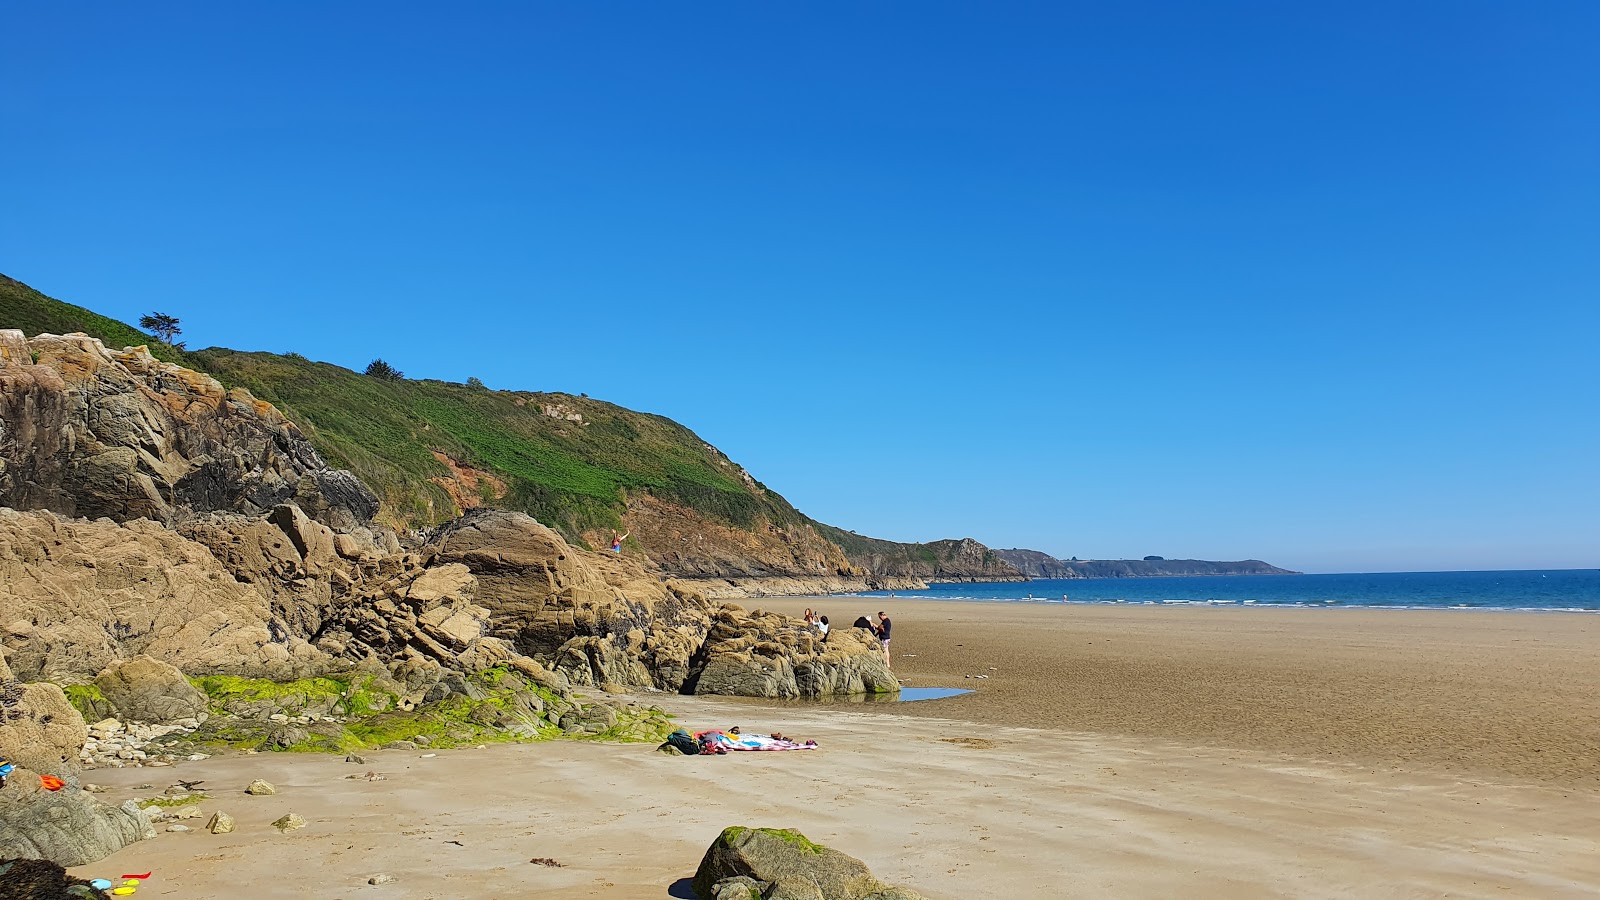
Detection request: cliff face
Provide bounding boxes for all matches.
[994,548,1298,578]
[818,528,1025,583]
[0,329,378,530]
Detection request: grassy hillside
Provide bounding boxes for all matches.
[190,347,810,537]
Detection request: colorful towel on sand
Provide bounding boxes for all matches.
[693,730,817,752]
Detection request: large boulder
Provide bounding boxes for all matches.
[0,769,153,866]
[692,827,924,900]
[93,655,208,724]
[0,680,87,775]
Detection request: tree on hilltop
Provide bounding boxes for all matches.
[139,313,182,344]
[365,358,404,381]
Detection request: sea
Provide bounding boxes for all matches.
[851,569,1600,613]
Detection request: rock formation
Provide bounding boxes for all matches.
[0,509,328,683]
[0,335,895,710]
[0,674,87,776]
[93,656,209,725]
[692,826,925,900]
[0,330,378,529]
[0,772,153,867]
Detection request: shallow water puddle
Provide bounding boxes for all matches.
[897,687,974,701]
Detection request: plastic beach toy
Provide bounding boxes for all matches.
[111,889,137,896]
[121,874,152,880]
[89,880,113,890]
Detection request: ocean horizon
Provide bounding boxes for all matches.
[852,568,1600,612]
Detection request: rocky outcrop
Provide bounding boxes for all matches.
[93,656,208,724]
[0,509,327,683]
[425,510,895,699]
[688,606,898,699]
[0,770,153,866]
[428,510,714,692]
[0,330,377,529]
[313,552,567,706]
[693,827,925,900]
[0,332,900,703]
[0,678,87,776]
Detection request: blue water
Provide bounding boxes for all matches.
[853,569,1600,612]
[897,687,974,701]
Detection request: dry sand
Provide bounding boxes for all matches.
[69,601,1600,898]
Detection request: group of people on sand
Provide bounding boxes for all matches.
[803,608,893,669]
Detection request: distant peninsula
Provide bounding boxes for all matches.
[993,549,1299,579]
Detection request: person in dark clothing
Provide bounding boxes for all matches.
[853,616,874,631]
[876,610,892,668]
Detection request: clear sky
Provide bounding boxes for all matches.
[3,2,1596,573]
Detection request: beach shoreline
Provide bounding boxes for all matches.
[65,599,1600,898]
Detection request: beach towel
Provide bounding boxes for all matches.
[693,730,817,752]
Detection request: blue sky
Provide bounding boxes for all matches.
[3,2,1596,572]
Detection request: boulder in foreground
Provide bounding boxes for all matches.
[0,769,153,866]
[692,826,924,900]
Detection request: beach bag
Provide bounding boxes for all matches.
[666,729,700,756]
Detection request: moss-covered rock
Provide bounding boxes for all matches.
[62,683,114,721]
[189,673,393,719]
[692,826,925,900]
[163,669,670,755]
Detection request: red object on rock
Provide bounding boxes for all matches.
[38,775,65,791]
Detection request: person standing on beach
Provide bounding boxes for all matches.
[876,610,892,669]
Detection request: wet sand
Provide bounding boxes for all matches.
[759,598,1600,786]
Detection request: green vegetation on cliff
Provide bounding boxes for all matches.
[188,347,808,536]
[0,275,194,367]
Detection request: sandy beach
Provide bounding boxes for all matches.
[68,601,1600,898]
[760,598,1600,787]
